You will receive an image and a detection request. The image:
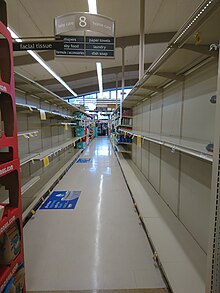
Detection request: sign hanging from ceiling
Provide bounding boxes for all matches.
[54,12,115,59]
[13,41,64,51]
[55,13,114,36]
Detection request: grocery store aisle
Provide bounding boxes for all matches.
[24,137,165,291]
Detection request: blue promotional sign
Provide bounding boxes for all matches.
[77,158,92,163]
[40,191,81,210]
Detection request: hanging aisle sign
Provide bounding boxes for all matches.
[54,12,115,59]
[13,40,64,51]
[55,13,114,37]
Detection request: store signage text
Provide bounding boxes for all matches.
[13,41,64,51]
[54,12,115,59]
[55,13,115,37]
[0,262,18,293]
[0,164,14,176]
[13,37,115,58]
[55,36,114,58]
[0,216,16,236]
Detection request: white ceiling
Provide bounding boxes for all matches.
[5,0,203,97]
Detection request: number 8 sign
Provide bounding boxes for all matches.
[79,16,87,28]
[75,15,90,30]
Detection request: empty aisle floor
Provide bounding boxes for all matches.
[24,137,166,291]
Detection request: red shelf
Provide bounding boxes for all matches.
[0,206,20,237]
[0,159,20,178]
[0,18,25,293]
[0,135,18,146]
[0,21,14,91]
[0,253,23,293]
[0,136,19,160]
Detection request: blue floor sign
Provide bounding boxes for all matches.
[40,191,81,210]
[77,158,92,163]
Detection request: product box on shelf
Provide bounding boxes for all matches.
[73,112,84,119]
[75,127,85,137]
[13,265,25,292]
[75,121,83,127]
[122,109,132,117]
[82,136,87,143]
[3,264,25,293]
[76,142,86,149]
[0,221,21,265]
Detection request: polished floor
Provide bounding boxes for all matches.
[24,137,165,291]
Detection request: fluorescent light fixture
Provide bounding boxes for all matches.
[96,62,103,98]
[8,27,77,97]
[27,50,77,97]
[7,27,22,42]
[88,0,97,14]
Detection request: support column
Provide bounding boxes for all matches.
[206,45,220,293]
[120,46,125,124]
[139,0,145,80]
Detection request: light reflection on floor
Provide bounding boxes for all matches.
[94,138,112,157]
[24,137,165,291]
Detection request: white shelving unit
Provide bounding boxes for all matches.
[16,102,79,120]
[120,129,213,162]
[117,152,206,293]
[116,144,132,154]
[120,1,220,292]
[117,124,133,128]
[21,176,40,195]
[18,130,39,137]
[20,153,39,166]
[14,72,94,215]
[33,136,86,161]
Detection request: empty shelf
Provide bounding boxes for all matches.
[117,124,133,128]
[18,130,39,137]
[116,152,206,293]
[16,103,74,120]
[121,129,213,162]
[21,176,40,195]
[117,142,132,145]
[20,153,40,166]
[34,137,85,160]
[116,144,132,154]
[122,116,133,119]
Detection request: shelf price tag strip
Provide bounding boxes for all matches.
[43,156,49,167]
[40,110,46,120]
[137,136,142,147]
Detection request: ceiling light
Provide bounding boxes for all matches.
[88,0,97,14]
[8,27,77,97]
[27,50,77,97]
[96,62,103,98]
[7,27,22,42]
